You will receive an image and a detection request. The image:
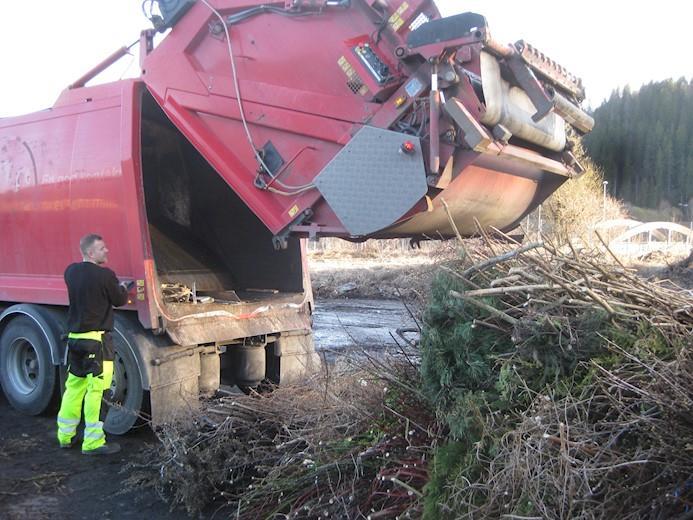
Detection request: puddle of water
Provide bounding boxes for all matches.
[313,298,419,351]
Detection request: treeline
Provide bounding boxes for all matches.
[583,78,693,209]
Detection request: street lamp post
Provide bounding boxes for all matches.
[602,181,609,221]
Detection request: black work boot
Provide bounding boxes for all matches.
[82,442,121,455]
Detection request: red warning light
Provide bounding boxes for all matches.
[401,141,416,154]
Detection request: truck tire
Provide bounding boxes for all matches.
[104,329,144,435]
[0,316,58,415]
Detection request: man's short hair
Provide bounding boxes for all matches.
[79,234,103,256]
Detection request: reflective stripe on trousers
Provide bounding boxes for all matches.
[57,416,80,437]
[84,421,105,443]
[56,360,114,451]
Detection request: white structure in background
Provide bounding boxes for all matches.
[594,219,693,257]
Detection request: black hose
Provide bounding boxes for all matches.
[226,5,321,26]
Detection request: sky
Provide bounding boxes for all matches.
[0,1,690,117]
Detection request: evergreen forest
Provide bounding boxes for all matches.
[583,78,693,211]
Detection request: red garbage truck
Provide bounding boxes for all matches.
[0,0,592,433]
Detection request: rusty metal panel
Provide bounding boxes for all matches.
[383,151,568,238]
[163,296,312,346]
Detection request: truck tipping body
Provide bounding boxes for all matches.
[0,0,591,431]
[141,0,592,243]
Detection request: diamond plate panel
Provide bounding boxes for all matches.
[314,127,427,236]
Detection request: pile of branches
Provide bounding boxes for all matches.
[126,358,439,518]
[463,343,693,519]
[420,230,693,518]
[448,239,691,337]
[131,225,692,519]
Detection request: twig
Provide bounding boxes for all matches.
[449,290,519,326]
[462,284,551,297]
[388,477,423,498]
[441,198,465,253]
[462,242,543,278]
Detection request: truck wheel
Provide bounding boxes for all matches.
[0,317,57,415]
[104,330,144,435]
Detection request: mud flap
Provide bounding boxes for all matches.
[148,349,200,425]
[272,331,321,384]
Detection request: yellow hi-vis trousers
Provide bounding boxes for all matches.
[57,331,113,452]
[57,361,113,451]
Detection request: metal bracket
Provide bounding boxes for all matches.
[505,54,554,122]
[272,209,313,250]
[407,12,487,50]
[151,344,217,367]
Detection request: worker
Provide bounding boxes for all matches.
[57,233,131,455]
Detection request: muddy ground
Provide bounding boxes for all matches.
[0,391,189,520]
[308,250,451,301]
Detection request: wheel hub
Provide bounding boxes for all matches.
[8,337,39,395]
[110,352,129,403]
